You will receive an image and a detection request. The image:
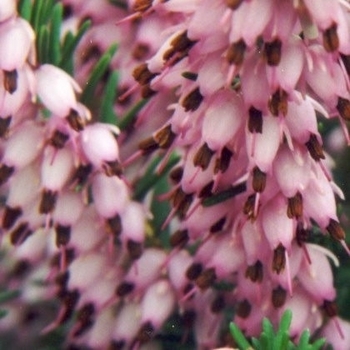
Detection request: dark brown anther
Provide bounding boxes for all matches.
[136,322,155,344]
[141,84,157,98]
[323,23,339,52]
[2,206,22,230]
[182,309,196,328]
[170,229,189,248]
[198,181,214,199]
[243,193,257,220]
[80,45,101,65]
[326,218,346,241]
[104,160,123,177]
[287,192,303,218]
[182,87,203,112]
[268,88,288,116]
[236,299,251,319]
[0,164,14,186]
[61,289,80,324]
[340,54,350,76]
[39,189,57,214]
[296,223,310,246]
[55,271,70,289]
[323,300,338,317]
[252,166,267,193]
[272,285,287,308]
[77,303,95,324]
[132,63,158,85]
[11,260,31,279]
[182,71,198,81]
[305,133,325,161]
[72,164,92,187]
[127,240,143,260]
[132,43,150,61]
[73,303,95,337]
[0,116,11,137]
[10,223,32,245]
[169,166,183,184]
[67,109,85,131]
[264,38,282,66]
[272,244,286,274]
[50,130,69,149]
[336,96,350,121]
[193,143,214,170]
[106,214,123,238]
[226,0,244,10]
[116,281,135,297]
[214,147,233,174]
[133,0,152,12]
[51,248,75,269]
[210,216,226,233]
[248,106,263,133]
[186,262,203,280]
[245,260,263,283]
[4,70,18,94]
[227,39,246,66]
[211,295,226,314]
[195,267,217,290]
[172,187,193,217]
[153,124,176,149]
[56,224,71,247]
[139,136,159,154]
[168,31,197,59]
[109,340,125,350]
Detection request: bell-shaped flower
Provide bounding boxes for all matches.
[35,64,81,117]
[273,144,312,198]
[246,114,280,173]
[91,174,129,219]
[202,90,244,151]
[0,18,35,70]
[0,0,17,22]
[2,121,43,169]
[297,244,336,303]
[261,194,295,250]
[80,123,120,173]
[322,317,350,350]
[140,280,175,330]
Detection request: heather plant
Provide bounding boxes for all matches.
[0,0,350,350]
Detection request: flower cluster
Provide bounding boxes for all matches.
[0,1,350,350]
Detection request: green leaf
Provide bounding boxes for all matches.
[80,44,118,106]
[201,182,247,207]
[37,25,50,64]
[310,338,326,350]
[59,20,91,73]
[0,309,8,319]
[117,98,149,131]
[0,289,20,304]
[229,322,252,350]
[18,0,32,21]
[49,3,63,65]
[273,310,292,350]
[133,153,180,201]
[100,70,119,124]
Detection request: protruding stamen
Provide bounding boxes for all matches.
[214,147,233,174]
[195,267,217,290]
[50,130,69,149]
[323,23,339,52]
[326,219,345,241]
[268,89,288,116]
[272,244,286,274]
[336,96,350,121]
[170,229,189,248]
[226,0,244,10]
[39,189,58,214]
[252,166,267,193]
[193,143,214,170]
[305,133,325,161]
[271,285,287,308]
[265,38,282,66]
[3,70,18,94]
[236,299,251,319]
[245,260,263,283]
[181,87,203,112]
[227,39,246,66]
[248,107,263,133]
[287,192,303,218]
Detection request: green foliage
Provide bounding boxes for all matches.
[18,0,91,73]
[230,310,326,350]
